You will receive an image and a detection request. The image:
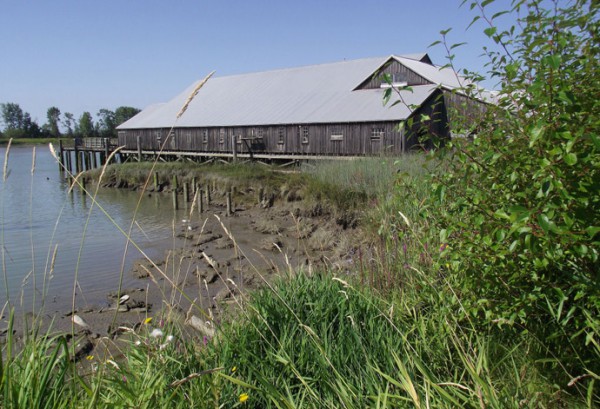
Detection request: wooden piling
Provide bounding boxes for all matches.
[153,171,159,190]
[103,138,110,165]
[226,191,232,216]
[206,186,211,204]
[84,152,90,171]
[232,135,238,162]
[81,176,86,195]
[74,145,81,173]
[258,187,264,205]
[65,151,72,174]
[58,140,64,173]
[198,190,204,214]
[172,175,178,191]
[183,183,189,203]
[137,135,142,162]
[172,189,178,210]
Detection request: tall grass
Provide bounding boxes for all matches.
[301,154,430,198]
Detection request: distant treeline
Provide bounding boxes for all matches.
[0,103,140,139]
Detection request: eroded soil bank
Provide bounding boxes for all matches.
[2,166,375,361]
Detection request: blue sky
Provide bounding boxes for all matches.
[0,1,510,125]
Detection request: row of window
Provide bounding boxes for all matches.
[153,127,387,144]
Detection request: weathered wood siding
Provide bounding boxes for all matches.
[356,60,431,89]
[119,121,411,156]
[442,90,489,134]
[117,90,451,156]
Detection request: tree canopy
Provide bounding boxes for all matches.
[0,103,140,139]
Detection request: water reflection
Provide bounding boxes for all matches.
[0,145,185,312]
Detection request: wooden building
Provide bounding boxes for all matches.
[117,54,491,159]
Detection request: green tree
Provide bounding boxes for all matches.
[426,0,599,373]
[0,102,42,138]
[22,112,42,138]
[96,108,116,138]
[0,102,25,131]
[63,112,75,136]
[45,106,61,137]
[78,111,95,138]
[114,106,140,127]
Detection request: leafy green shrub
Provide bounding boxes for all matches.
[428,0,599,376]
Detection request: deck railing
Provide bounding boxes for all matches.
[72,137,118,150]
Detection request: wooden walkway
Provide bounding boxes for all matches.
[58,136,382,174]
[59,137,120,173]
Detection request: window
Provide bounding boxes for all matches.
[278,127,285,144]
[202,129,208,143]
[380,72,408,88]
[330,126,343,141]
[301,127,309,144]
[371,127,385,140]
[392,72,407,84]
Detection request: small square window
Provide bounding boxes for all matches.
[202,130,208,143]
[277,127,285,144]
[301,127,309,144]
[371,128,384,140]
[330,126,343,141]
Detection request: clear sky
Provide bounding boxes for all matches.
[0,0,510,126]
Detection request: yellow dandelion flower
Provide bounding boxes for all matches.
[144,317,153,325]
[239,393,249,403]
[86,355,94,361]
[231,366,237,373]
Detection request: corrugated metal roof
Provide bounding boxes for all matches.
[118,54,466,130]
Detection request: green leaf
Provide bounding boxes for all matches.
[467,15,481,30]
[529,125,544,147]
[564,152,577,165]
[537,213,559,234]
[494,209,510,220]
[585,226,600,238]
[450,42,467,50]
[484,27,497,38]
[591,133,600,150]
[440,228,448,243]
[542,55,562,69]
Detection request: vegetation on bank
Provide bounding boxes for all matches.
[0,137,70,146]
[1,0,598,407]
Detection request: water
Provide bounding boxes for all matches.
[0,145,186,313]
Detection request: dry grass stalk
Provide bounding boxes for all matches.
[31,146,36,175]
[3,138,12,181]
[177,70,215,119]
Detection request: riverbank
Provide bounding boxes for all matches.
[0,137,69,146]
[6,161,373,361]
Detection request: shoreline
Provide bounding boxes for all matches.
[1,186,370,360]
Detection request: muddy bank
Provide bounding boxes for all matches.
[1,180,371,361]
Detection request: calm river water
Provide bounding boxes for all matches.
[0,145,187,313]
